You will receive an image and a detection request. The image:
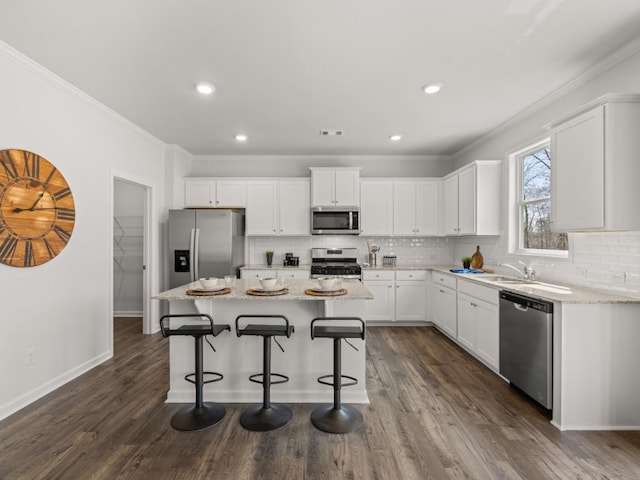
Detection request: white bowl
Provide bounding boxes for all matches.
[259,277,277,290]
[318,277,336,289]
[199,277,218,289]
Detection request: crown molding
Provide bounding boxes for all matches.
[0,40,166,149]
[452,34,640,160]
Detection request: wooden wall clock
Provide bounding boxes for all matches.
[0,149,75,267]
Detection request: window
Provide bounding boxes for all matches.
[512,140,568,255]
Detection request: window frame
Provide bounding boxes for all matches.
[508,138,569,259]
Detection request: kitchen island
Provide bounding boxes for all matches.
[154,279,373,404]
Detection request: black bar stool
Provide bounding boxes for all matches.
[310,316,366,434]
[159,313,230,431]
[235,314,294,431]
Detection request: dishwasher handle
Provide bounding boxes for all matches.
[514,303,529,312]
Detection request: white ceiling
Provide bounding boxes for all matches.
[2,0,640,156]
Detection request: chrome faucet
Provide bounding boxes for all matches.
[500,262,536,280]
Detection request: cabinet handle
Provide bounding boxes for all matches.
[440,289,444,293]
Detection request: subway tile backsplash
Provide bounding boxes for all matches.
[249,230,640,298]
[248,236,454,267]
[452,232,640,298]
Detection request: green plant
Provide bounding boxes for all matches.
[462,256,472,263]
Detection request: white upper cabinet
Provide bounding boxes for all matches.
[360,180,393,235]
[310,167,360,206]
[548,94,640,231]
[442,161,501,236]
[278,180,311,235]
[246,179,310,235]
[393,180,439,235]
[184,178,246,208]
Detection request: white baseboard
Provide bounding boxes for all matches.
[0,350,113,422]
[114,311,142,317]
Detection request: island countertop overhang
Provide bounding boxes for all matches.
[154,278,374,302]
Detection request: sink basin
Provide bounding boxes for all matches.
[481,275,572,294]
[482,275,531,284]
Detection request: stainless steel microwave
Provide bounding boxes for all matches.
[311,206,360,235]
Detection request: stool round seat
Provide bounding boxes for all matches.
[235,314,294,432]
[160,314,230,431]
[310,316,365,434]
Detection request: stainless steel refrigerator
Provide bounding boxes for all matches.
[168,209,245,288]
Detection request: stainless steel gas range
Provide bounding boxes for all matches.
[310,248,362,280]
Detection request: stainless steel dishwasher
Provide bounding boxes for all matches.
[499,290,553,409]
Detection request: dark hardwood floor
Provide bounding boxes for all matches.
[1,318,639,479]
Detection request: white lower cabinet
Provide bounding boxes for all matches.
[432,273,457,338]
[395,271,427,321]
[455,279,499,370]
[240,269,309,280]
[277,269,309,280]
[363,270,426,324]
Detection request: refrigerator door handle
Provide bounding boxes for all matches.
[194,228,201,280]
[189,228,196,282]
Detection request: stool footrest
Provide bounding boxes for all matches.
[249,372,289,385]
[184,371,224,385]
[317,374,358,388]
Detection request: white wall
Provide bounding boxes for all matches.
[0,42,168,420]
[450,44,640,297]
[190,154,452,178]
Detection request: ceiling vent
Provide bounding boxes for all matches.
[320,130,344,136]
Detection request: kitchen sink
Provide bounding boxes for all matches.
[481,275,531,284]
[481,275,572,294]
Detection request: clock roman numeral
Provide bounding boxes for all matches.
[42,237,56,259]
[0,235,18,263]
[53,187,72,201]
[1,154,19,180]
[23,240,35,267]
[42,166,57,189]
[23,151,40,179]
[53,225,71,243]
[56,208,75,221]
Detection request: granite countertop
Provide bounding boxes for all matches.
[154,278,373,301]
[362,264,433,271]
[431,267,640,305]
[240,264,311,270]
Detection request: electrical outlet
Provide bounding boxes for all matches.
[575,267,587,278]
[26,347,35,366]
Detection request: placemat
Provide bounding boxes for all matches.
[304,288,347,297]
[246,288,290,296]
[186,287,231,296]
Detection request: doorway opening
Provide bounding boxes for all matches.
[112,178,151,340]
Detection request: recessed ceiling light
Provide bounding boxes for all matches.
[196,83,215,95]
[235,134,248,142]
[389,135,402,141]
[422,84,442,94]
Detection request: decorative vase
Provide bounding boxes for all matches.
[463,260,471,269]
[266,251,274,266]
